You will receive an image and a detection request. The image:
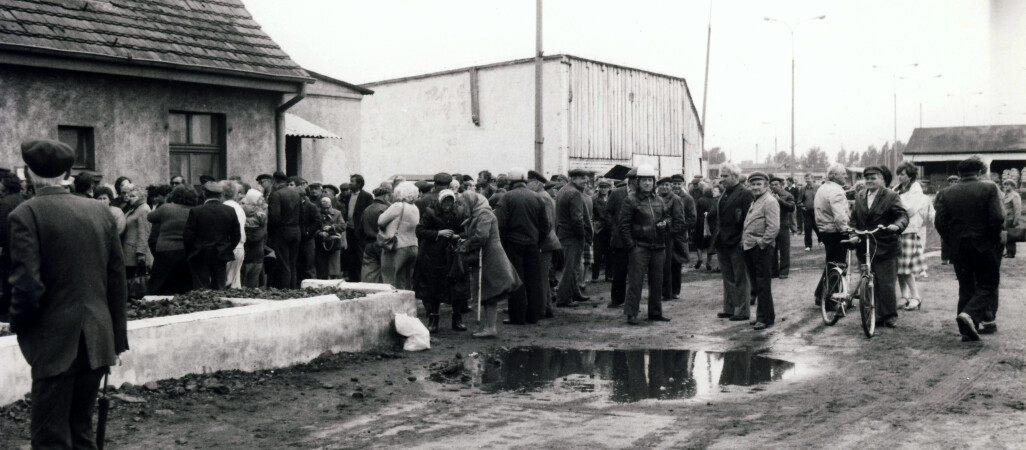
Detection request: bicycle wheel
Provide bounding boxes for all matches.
[820,269,844,326]
[859,279,876,338]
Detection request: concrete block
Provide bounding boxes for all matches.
[0,289,416,406]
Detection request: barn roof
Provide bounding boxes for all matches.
[905,125,1026,154]
[0,0,310,83]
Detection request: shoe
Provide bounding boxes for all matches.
[544,307,554,318]
[957,313,979,341]
[717,312,733,318]
[694,262,703,270]
[573,295,591,302]
[884,317,897,328]
[1004,254,1015,259]
[671,294,680,300]
[427,314,440,333]
[753,322,771,330]
[749,319,758,325]
[502,319,525,325]
[647,315,671,322]
[978,321,997,335]
[607,302,623,309]
[941,260,949,265]
[900,297,909,309]
[805,247,812,252]
[555,303,578,308]
[578,285,587,293]
[904,299,921,311]
[452,315,467,331]
[779,274,788,279]
[626,316,639,325]
[729,315,749,321]
[461,306,473,314]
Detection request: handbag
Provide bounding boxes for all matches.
[127,265,149,300]
[375,204,404,251]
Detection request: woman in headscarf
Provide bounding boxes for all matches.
[314,196,347,279]
[122,185,153,279]
[459,191,522,338]
[378,181,421,289]
[895,162,930,310]
[415,189,469,332]
[147,185,198,294]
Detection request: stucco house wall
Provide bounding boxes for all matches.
[288,79,366,187]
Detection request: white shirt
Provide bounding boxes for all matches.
[223,199,247,248]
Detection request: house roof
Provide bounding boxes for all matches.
[285,113,340,139]
[905,125,1026,154]
[307,69,373,95]
[0,0,310,83]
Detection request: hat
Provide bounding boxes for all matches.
[527,170,548,183]
[770,175,785,183]
[657,177,672,185]
[272,171,288,182]
[256,173,272,182]
[597,179,611,187]
[625,167,638,179]
[568,168,589,177]
[508,167,528,181]
[670,174,685,183]
[433,172,453,185]
[203,181,223,194]
[747,171,769,183]
[21,139,74,178]
[308,182,322,189]
[863,166,883,177]
[372,186,391,197]
[439,189,457,202]
[339,183,351,190]
[415,180,431,191]
[544,181,558,189]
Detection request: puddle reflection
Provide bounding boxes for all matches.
[470,347,796,403]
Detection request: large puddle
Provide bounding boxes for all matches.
[455,347,797,403]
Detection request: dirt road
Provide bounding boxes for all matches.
[2,238,1024,449]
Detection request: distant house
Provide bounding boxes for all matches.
[0,0,314,187]
[904,125,1026,188]
[357,55,704,186]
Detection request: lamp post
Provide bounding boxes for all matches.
[899,74,942,127]
[872,63,919,170]
[764,14,826,181]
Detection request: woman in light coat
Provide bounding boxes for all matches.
[459,191,522,338]
[895,163,929,311]
[378,181,420,289]
[122,185,153,276]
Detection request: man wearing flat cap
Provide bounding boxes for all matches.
[267,171,303,287]
[591,179,613,282]
[554,169,593,307]
[851,165,908,329]
[183,181,242,290]
[8,139,128,448]
[527,170,561,316]
[494,167,550,323]
[769,175,796,278]
[741,171,780,329]
[605,167,637,308]
[415,172,451,215]
[656,177,689,301]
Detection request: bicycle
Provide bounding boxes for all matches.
[819,226,884,338]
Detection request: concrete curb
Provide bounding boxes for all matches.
[0,285,415,406]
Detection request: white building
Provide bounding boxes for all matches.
[357,55,704,185]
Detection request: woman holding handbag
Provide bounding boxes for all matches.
[314,196,347,279]
[378,182,420,289]
[122,185,153,298]
[458,191,522,338]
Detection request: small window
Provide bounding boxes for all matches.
[169,112,225,184]
[57,126,95,170]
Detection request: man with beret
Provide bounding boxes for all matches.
[591,179,613,282]
[527,170,561,316]
[742,172,780,329]
[656,177,688,301]
[495,167,550,323]
[851,165,908,329]
[267,171,302,288]
[769,175,796,278]
[184,181,242,290]
[555,169,593,307]
[605,167,637,308]
[8,140,128,448]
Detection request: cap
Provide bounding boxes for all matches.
[1002,178,1017,186]
[863,166,883,177]
[439,189,457,202]
[21,139,75,178]
[308,182,322,189]
[415,180,431,191]
[203,181,224,194]
[597,179,611,187]
[770,175,785,183]
[508,167,528,181]
[243,188,263,204]
[747,171,769,183]
[272,171,288,182]
[527,170,548,183]
[433,172,453,185]
[544,181,558,189]
[568,168,589,177]
[256,173,272,182]
[670,174,685,183]
[657,177,672,185]
[339,183,351,190]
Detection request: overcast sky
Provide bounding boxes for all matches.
[244,0,1025,164]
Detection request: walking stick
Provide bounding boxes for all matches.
[96,371,110,450]
[477,248,483,321]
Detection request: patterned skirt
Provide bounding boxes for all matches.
[897,233,924,276]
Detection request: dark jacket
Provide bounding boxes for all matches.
[801,183,817,210]
[607,186,631,248]
[555,183,591,240]
[299,198,320,241]
[677,190,698,231]
[618,190,670,249]
[415,203,468,300]
[772,188,796,230]
[183,199,242,262]
[414,191,439,216]
[660,192,688,255]
[346,189,374,233]
[0,193,25,318]
[360,198,389,244]
[850,188,909,262]
[714,183,754,249]
[495,184,550,247]
[934,176,1005,259]
[8,186,128,379]
[148,203,191,252]
[267,183,301,233]
[591,193,611,235]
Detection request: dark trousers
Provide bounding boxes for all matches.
[268,226,301,289]
[795,206,804,233]
[299,237,316,282]
[609,246,629,305]
[802,209,816,248]
[744,246,775,324]
[556,236,584,305]
[241,262,264,288]
[343,229,362,282]
[504,242,543,324]
[771,230,791,277]
[814,232,849,302]
[940,237,951,261]
[188,257,228,290]
[953,243,1001,325]
[31,337,105,450]
[717,244,749,318]
[870,256,899,321]
[662,248,682,298]
[592,229,611,280]
[540,251,554,312]
[1006,240,1017,257]
[148,249,192,294]
[625,245,665,318]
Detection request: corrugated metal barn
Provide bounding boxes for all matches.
[358,55,703,185]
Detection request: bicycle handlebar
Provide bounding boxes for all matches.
[850,226,885,236]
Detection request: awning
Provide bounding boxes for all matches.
[285,113,341,139]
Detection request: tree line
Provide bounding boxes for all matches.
[703,141,907,173]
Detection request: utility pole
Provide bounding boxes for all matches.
[534,0,544,174]
[701,1,712,128]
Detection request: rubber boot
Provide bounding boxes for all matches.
[427,314,440,333]
[473,303,499,338]
[452,313,467,331]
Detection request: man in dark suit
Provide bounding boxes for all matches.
[555,169,593,307]
[769,176,796,278]
[850,166,908,328]
[934,158,1005,341]
[8,140,128,449]
[344,174,374,281]
[495,167,550,324]
[267,171,302,288]
[183,181,242,290]
[0,170,26,322]
[605,169,636,308]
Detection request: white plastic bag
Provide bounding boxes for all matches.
[394,313,430,351]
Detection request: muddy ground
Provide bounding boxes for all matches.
[2,236,1024,449]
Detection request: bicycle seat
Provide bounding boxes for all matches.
[827,262,848,270]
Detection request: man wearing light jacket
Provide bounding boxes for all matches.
[813,164,851,307]
[742,172,780,329]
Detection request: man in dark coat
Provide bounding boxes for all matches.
[605,168,636,308]
[0,170,26,322]
[359,186,392,283]
[786,177,802,234]
[344,174,374,281]
[769,176,796,278]
[715,163,755,321]
[183,182,242,290]
[800,174,818,250]
[938,174,961,265]
[657,177,688,301]
[8,140,128,449]
[934,158,1005,340]
[495,167,550,323]
[554,169,593,307]
[590,179,613,281]
[850,166,909,328]
[528,170,560,317]
[297,183,322,283]
[619,165,671,324]
[266,172,302,288]
[415,188,468,332]
[415,173,451,215]
[666,175,697,298]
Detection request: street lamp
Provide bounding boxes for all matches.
[872,62,919,170]
[946,91,984,126]
[898,73,942,128]
[764,14,826,181]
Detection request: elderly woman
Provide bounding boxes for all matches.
[895,162,930,310]
[459,191,522,338]
[378,181,420,289]
[415,189,469,332]
[241,189,268,287]
[122,185,153,278]
[147,185,198,294]
[1003,179,1022,258]
[315,196,347,279]
[94,186,127,236]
